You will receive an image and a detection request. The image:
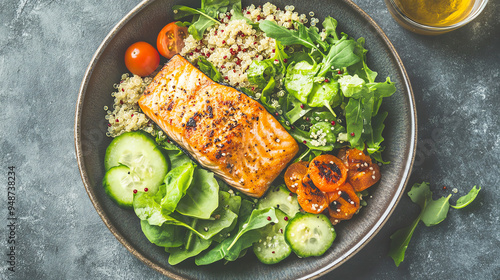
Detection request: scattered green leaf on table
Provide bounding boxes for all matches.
[451,186,481,209]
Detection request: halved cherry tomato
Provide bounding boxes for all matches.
[307,154,348,192]
[349,162,381,192]
[327,182,360,221]
[284,161,309,193]
[124,41,160,77]
[339,148,381,192]
[296,174,329,214]
[157,22,188,59]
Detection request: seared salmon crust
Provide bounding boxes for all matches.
[139,55,298,197]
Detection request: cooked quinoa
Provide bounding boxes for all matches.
[106,3,319,137]
[180,3,308,88]
[105,74,155,137]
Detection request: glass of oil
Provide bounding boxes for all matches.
[385,0,489,35]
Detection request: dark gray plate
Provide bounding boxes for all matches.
[75,0,417,279]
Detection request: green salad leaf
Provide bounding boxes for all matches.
[452,186,481,209]
[177,168,219,219]
[389,182,481,267]
[195,207,276,265]
[259,20,322,54]
[197,57,222,82]
[161,162,196,215]
[140,220,185,248]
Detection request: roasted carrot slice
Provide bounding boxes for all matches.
[327,182,360,221]
[349,162,381,192]
[284,161,309,193]
[296,174,329,214]
[307,154,348,192]
[339,148,381,192]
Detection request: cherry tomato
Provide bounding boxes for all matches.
[296,174,329,214]
[157,22,188,59]
[327,182,360,221]
[284,161,309,193]
[124,42,160,77]
[307,154,348,192]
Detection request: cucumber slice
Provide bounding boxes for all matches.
[285,212,335,258]
[257,185,300,218]
[253,209,292,264]
[103,131,168,207]
[103,165,137,207]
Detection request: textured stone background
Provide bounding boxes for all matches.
[1,0,499,279]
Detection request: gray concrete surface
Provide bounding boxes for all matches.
[1,0,499,279]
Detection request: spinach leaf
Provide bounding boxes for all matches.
[197,57,222,82]
[210,191,241,242]
[195,191,238,240]
[177,167,219,219]
[284,61,319,104]
[165,149,192,170]
[247,59,276,88]
[307,80,340,108]
[451,186,481,209]
[168,235,212,265]
[195,207,276,265]
[161,162,196,215]
[259,20,322,55]
[133,190,167,226]
[140,220,185,248]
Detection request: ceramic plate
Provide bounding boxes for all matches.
[75,0,416,279]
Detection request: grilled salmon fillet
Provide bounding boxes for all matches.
[138,55,299,197]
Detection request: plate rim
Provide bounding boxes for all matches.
[74,0,417,279]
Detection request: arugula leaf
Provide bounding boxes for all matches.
[197,57,222,82]
[366,111,388,154]
[388,213,421,267]
[307,26,329,51]
[345,98,363,149]
[420,194,452,226]
[389,182,481,267]
[318,37,361,76]
[339,74,369,98]
[322,16,338,40]
[259,20,323,55]
[452,186,481,209]
[161,162,196,215]
[176,167,219,219]
[286,97,311,124]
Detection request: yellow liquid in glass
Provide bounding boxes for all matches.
[394,0,475,27]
